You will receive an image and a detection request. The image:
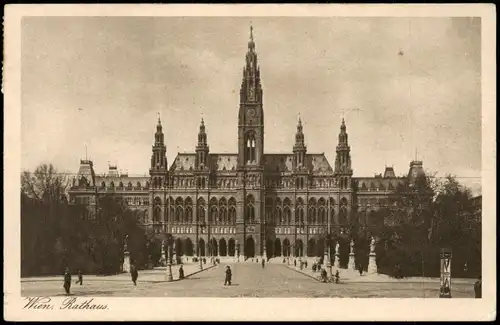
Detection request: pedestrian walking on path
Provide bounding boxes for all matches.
[358,264,363,276]
[224,265,232,286]
[130,264,139,286]
[261,259,265,269]
[335,270,340,284]
[474,276,482,298]
[75,270,83,285]
[63,267,71,296]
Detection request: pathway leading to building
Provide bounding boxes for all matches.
[21,263,475,298]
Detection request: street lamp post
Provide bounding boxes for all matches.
[326,182,333,277]
[198,223,205,270]
[165,234,173,282]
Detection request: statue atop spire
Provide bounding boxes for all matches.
[156,113,162,132]
[248,24,255,51]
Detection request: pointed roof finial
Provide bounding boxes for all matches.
[250,23,254,42]
[298,112,302,124]
[157,112,161,124]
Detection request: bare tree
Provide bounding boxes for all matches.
[21,164,69,203]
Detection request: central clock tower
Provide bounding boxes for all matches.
[236,25,266,260]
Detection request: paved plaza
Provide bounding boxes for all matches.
[21,263,476,298]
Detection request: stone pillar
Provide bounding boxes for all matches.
[367,237,378,274]
[123,235,130,273]
[348,239,356,270]
[123,251,131,273]
[160,240,166,266]
[172,242,177,265]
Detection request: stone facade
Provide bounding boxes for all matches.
[68,27,425,262]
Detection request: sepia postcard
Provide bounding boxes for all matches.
[3,3,496,322]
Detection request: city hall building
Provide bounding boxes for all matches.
[68,27,425,261]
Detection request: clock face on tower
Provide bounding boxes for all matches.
[248,108,256,117]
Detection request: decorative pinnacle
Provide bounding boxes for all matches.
[250,24,254,42]
[157,112,161,124]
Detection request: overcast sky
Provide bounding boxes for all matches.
[21,17,481,193]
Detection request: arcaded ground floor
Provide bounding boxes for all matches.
[21,262,475,298]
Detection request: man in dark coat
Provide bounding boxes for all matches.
[261,259,265,269]
[179,265,185,280]
[321,268,328,283]
[474,276,482,298]
[294,259,297,267]
[224,266,232,286]
[130,264,139,286]
[335,270,340,284]
[358,264,363,276]
[63,267,71,296]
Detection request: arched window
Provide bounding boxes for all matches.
[308,207,316,224]
[275,207,282,225]
[318,207,326,224]
[246,195,255,223]
[219,207,227,224]
[228,206,236,224]
[210,206,218,224]
[245,132,256,163]
[185,206,193,223]
[198,206,206,224]
[175,206,183,223]
[284,206,291,224]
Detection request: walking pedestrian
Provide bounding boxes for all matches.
[179,265,185,280]
[474,276,482,298]
[294,259,297,267]
[130,264,139,286]
[261,259,265,269]
[224,265,232,286]
[63,267,71,296]
[358,264,363,276]
[335,270,340,284]
[321,268,328,283]
[76,270,83,285]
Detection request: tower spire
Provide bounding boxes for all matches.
[196,116,209,169]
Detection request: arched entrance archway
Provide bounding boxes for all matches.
[210,238,218,256]
[316,238,325,257]
[283,238,291,257]
[219,238,227,256]
[199,238,206,256]
[274,238,282,257]
[307,238,316,257]
[295,239,304,257]
[228,238,235,256]
[265,239,273,258]
[184,238,194,256]
[175,238,184,256]
[245,236,255,258]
